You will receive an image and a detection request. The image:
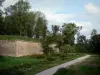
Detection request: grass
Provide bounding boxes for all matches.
[0,56,41,69]
[54,55,100,75]
[0,53,85,75]
[24,53,85,75]
[0,35,40,42]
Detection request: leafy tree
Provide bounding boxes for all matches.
[62,23,81,45]
[88,29,98,53]
[52,25,59,37]
[56,33,64,49]
[34,11,47,39]
[4,0,35,37]
[76,35,89,53]
[41,36,53,56]
[77,35,86,45]
[26,12,36,38]
[91,34,100,53]
[60,44,71,53]
[0,0,5,35]
[91,29,97,38]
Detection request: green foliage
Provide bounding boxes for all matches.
[60,44,71,53]
[75,44,88,53]
[52,25,59,37]
[59,53,67,60]
[91,29,97,38]
[0,0,5,35]
[77,35,86,45]
[62,23,81,45]
[90,34,100,53]
[46,56,55,61]
[34,11,47,39]
[3,0,47,39]
[0,54,84,75]
[41,39,53,56]
[0,68,24,75]
[4,0,33,37]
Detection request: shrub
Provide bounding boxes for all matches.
[52,53,61,57]
[0,67,24,75]
[75,45,87,53]
[59,53,67,60]
[60,44,71,54]
[46,56,55,61]
[41,59,50,64]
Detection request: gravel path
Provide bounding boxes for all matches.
[35,55,91,75]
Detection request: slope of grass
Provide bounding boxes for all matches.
[0,53,85,75]
[0,35,40,42]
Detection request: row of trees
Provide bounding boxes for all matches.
[0,0,100,55]
[0,0,47,38]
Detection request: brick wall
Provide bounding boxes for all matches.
[0,40,43,57]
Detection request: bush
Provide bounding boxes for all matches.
[41,59,50,64]
[52,53,61,57]
[59,53,67,60]
[75,45,87,53]
[60,44,71,53]
[46,56,55,61]
[0,67,24,75]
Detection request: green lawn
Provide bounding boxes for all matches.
[0,56,41,69]
[54,55,100,75]
[0,53,85,75]
[0,35,40,42]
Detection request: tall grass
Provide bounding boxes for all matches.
[0,35,40,42]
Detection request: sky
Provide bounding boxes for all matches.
[2,0,100,39]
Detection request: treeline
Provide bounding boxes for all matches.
[0,0,100,54]
[0,0,47,38]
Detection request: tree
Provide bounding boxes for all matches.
[52,25,59,37]
[90,34,100,53]
[41,36,53,56]
[77,35,86,45]
[4,0,35,37]
[0,0,5,35]
[91,29,97,38]
[76,35,89,53]
[34,11,47,39]
[62,23,81,45]
[60,44,71,53]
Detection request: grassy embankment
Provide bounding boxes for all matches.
[0,53,85,75]
[0,35,40,42]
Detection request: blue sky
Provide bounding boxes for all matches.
[3,0,100,38]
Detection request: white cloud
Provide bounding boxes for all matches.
[70,21,93,37]
[31,2,100,39]
[85,3,99,14]
[45,12,75,25]
[29,0,65,13]
[3,0,18,8]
